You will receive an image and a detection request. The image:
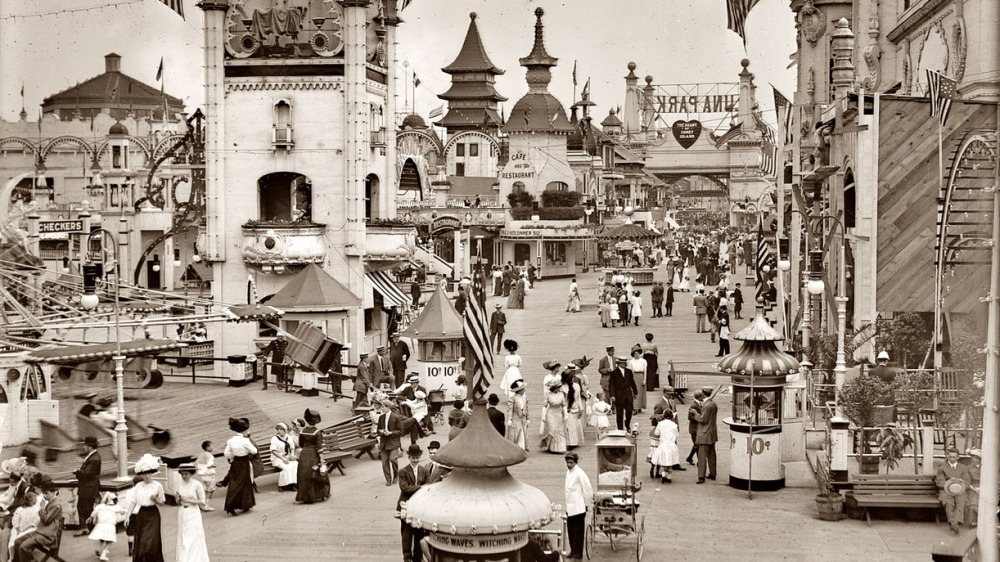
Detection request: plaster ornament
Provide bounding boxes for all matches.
[862,1,882,91]
[798,0,826,46]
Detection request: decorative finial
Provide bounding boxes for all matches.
[627,62,636,71]
[741,58,750,68]
[535,7,543,17]
[470,12,476,20]
[645,75,653,84]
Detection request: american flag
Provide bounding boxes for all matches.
[772,85,793,145]
[158,0,184,19]
[926,69,957,127]
[464,264,494,400]
[727,0,761,47]
[755,113,777,177]
[428,105,444,119]
[755,215,775,315]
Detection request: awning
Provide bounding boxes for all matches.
[365,270,411,308]
[28,339,185,363]
[224,303,284,323]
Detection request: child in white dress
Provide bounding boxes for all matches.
[9,490,40,559]
[88,492,123,561]
[195,440,216,511]
[651,413,681,483]
[590,394,611,438]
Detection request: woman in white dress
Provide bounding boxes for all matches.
[269,423,299,492]
[498,339,523,399]
[506,379,529,451]
[681,263,697,292]
[174,464,210,562]
[540,379,568,454]
[561,369,585,449]
[631,291,643,326]
[651,414,680,483]
[627,349,648,411]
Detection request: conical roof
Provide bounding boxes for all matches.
[434,399,529,468]
[716,303,800,377]
[266,263,360,311]
[442,13,504,75]
[401,285,464,341]
[518,8,557,68]
[596,223,662,241]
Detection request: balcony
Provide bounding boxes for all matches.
[370,128,387,149]
[272,126,294,150]
[364,221,416,262]
[241,221,326,272]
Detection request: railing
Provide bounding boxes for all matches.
[272,126,293,145]
[370,127,386,148]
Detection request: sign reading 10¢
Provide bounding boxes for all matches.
[427,365,457,378]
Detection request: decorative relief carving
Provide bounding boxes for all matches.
[952,0,967,82]
[798,0,826,46]
[914,21,950,94]
[862,0,882,90]
[900,39,912,95]
[226,81,344,92]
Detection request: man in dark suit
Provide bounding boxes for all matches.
[650,282,663,317]
[487,394,506,437]
[489,304,507,353]
[664,281,675,316]
[597,346,615,406]
[695,386,718,483]
[398,444,430,562]
[13,479,62,562]
[74,435,101,535]
[607,357,638,431]
[732,283,744,319]
[374,401,404,486]
[390,334,410,387]
[936,448,974,533]
[693,289,709,333]
[353,352,372,410]
[424,441,450,484]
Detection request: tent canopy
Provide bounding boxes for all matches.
[596,223,662,241]
[402,285,464,341]
[28,339,184,363]
[266,263,360,312]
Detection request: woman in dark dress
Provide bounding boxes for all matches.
[641,333,659,391]
[125,454,166,562]
[223,418,257,515]
[295,409,330,504]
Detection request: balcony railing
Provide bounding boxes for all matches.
[241,221,325,271]
[370,128,387,148]
[273,126,294,147]
[365,224,416,262]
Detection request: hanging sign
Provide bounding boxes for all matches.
[431,215,462,234]
[671,121,702,149]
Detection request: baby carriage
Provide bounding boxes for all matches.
[427,389,447,427]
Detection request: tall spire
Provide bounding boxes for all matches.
[441,12,504,75]
[519,8,558,94]
[436,12,507,135]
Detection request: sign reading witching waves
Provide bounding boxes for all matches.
[643,83,739,115]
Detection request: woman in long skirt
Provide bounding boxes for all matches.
[562,370,585,449]
[174,464,210,562]
[627,349,648,411]
[498,340,523,399]
[506,380,529,451]
[641,333,659,391]
[507,278,524,309]
[599,296,612,327]
[540,380,567,454]
[651,414,680,483]
[223,418,256,515]
[124,454,165,562]
[296,409,330,504]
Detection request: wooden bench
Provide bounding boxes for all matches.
[845,474,942,526]
[323,416,378,460]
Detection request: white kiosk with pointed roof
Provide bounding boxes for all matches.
[402,285,464,398]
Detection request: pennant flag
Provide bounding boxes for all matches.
[727,0,761,47]
[414,74,421,88]
[582,78,590,99]
[464,264,494,400]
[428,104,444,119]
[926,69,957,127]
[399,0,415,11]
[158,0,185,19]
[20,84,24,98]
[156,57,163,82]
[572,60,577,88]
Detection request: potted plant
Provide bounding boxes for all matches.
[839,374,894,474]
[815,457,844,521]
[877,424,914,471]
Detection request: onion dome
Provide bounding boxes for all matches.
[108,121,129,136]
[402,399,553,535]
[717,300,800,377]
[401,113,427,130]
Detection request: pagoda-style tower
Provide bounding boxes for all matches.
[436,12,506,138]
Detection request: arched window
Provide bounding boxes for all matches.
[258,172,310,222]
[273,100,293,145]
[512,181,525,193]
[365,174,380,221]
[546,181,568,191]
[843,169,856,229]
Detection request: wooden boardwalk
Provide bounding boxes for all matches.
[14,266,957,561]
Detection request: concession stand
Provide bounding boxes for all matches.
[596,222,662,285]
[402,398,555,561]
[717,303,800,492]
[401,285,465,400]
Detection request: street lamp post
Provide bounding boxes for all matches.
[80,228,129,481]
[584,206,594,272]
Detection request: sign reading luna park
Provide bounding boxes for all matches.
[643,83,739,116]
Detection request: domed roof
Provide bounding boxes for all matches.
[108,121,129,136]
[401,113,427,130]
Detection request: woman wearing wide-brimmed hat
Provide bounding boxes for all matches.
[295,409,330,504]
[223,418,257,516]
[540,378,568,454]
[123,453,166,561]
[506,379,530,452]
[174,463,209,562]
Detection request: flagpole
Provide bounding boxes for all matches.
[933,117,944,373]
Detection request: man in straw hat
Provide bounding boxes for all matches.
[936,448,973,534]
[607,357,638,431]
[73,435,102,536]
[489,303,507,353]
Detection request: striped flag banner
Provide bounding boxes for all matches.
[755,215,775,317]
[464,265,494,400]
[926,69,957,127]
[727,0,761,46]
[428,104,444,119]
[158,0,184,19]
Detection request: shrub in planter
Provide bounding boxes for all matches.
[507,191,535,209]
[841,373,895,472]
[540,189,581,208]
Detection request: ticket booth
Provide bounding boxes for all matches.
[717,305,800,491]
[402,285,464,399]
[403,399,554,562]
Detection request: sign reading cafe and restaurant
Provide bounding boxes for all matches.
[500,151,534,180]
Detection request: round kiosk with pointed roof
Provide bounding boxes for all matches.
[717,301,800,491]
[401,285,466,398]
